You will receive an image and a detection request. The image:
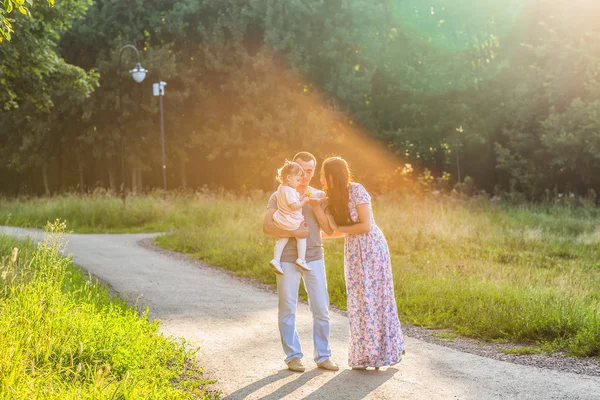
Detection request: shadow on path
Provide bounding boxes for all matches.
[305,368,399,400]
[224,367,399,400]
[224,369,322,399]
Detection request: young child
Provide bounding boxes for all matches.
[269,160,312,275]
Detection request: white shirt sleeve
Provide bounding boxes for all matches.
[282,186,300,205]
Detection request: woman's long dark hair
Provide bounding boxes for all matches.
[322,157,353,226]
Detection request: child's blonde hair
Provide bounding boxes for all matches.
[276,160,304,184]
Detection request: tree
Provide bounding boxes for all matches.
[4,0,600,197]
[0,0,97,194]
[0,0,54,42]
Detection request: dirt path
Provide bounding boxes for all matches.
[2,226,599,399]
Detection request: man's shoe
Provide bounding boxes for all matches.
[287,358,305,372]
[317,359,339,371]
[270,259,284,275]
[294,258,311,271]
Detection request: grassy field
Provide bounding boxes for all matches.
[1,192,599,357]
[0,221,218,399]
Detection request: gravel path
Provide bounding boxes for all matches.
[139,239,600,378]
[2,226,599,400]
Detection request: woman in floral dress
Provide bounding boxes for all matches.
[321,157,405,369]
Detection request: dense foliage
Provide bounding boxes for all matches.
[2,0,600,200]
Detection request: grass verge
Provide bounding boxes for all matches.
[1,193,600,357]
[0,221,218,399]
[153,194,600,357]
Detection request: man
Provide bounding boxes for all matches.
[263,151,339,372]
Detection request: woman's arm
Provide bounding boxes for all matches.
[322,230,345,239]
[309,198,334,236]
[328,203,372,235]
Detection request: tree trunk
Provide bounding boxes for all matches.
[108,162,116,193]
[42,162,50,196]
[131,167,138,196]
[181,158,187,189]
[78,166,85,194]
[57,146,63,192]
[137,168,143,193]
[77,153,85,194]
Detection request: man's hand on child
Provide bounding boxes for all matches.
[293,221,309,238]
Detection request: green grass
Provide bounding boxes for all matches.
[432,332,458,340]
[153,194,600,357]
[0,192,201,233]
[0,221,218,399]
[500,346,543,355]
[1,193,600,357]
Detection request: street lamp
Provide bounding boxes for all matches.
[153,81,167,200]
[118,44,147,196]
[130,63,147,83]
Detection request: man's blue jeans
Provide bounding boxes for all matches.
[276,258,332,364]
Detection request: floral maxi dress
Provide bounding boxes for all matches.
[344,183,405,367]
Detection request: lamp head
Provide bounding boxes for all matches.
[130,63,147,83]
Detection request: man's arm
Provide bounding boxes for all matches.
[263,208,309,238]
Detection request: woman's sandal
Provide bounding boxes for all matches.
[353,350,406,371]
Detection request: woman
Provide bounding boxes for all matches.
[321,157,405,369]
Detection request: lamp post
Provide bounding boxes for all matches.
[153,81,167,200]
[455,125,463,184]
[118,44,147,196]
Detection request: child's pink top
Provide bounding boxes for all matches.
[273,184,305,231]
